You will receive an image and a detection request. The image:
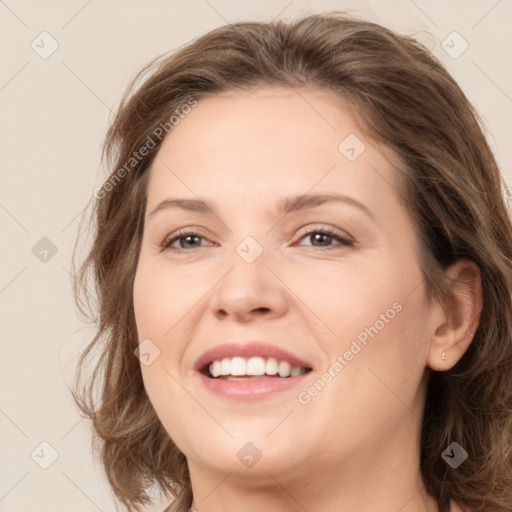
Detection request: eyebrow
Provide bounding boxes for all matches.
[147,193,375,220]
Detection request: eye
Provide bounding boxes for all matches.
[160,226,354,252]
[160,230,212,251]
[296,227,354,249]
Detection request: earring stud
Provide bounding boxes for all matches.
[441,352,447,361]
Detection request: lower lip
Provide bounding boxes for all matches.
[197,372,311,400]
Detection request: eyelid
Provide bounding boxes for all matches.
[160,228,215,251]
[295,224,354,245]
[160,224,354,252]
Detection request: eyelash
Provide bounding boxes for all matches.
[160,227,354,252]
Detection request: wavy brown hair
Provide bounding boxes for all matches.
[72,11,512,512]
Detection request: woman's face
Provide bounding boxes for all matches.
[133,86,435,482]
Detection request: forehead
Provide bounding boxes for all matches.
[158,85,356,157]
[146,85,400,218]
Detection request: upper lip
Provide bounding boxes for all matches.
[194,341,314,373]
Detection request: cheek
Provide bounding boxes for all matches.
[133,261,218,450]
[333,287,430,418]
[140,364,198,455]
[133,270,192,451]
[307,294,430,451]
[132,260,207,343]
[311,254,430,400]
[288,257,406,343]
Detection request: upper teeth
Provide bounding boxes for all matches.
[208,357,306,378]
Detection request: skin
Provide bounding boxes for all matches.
[133,85,482,512]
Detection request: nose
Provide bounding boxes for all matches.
[208,244,289,323]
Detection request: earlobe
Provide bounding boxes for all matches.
[427,259,483,371]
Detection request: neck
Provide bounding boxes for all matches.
[187,421,439,512]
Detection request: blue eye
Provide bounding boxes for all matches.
[160,230,209,250]
[160,227,354,251]
[297,228,353,248]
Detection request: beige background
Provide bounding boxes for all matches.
[0,1,511,511]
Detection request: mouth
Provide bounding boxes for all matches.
[194,341,314,400]
[202,356,312,380]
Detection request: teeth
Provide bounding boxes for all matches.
[211,360,221,377]
[231,357,246,376]
[290,366,302,377]
[266,357,278,375]
[246,356,266,375]
[208,356,307,378]
[220,357,230,376]
[278,361,291,377]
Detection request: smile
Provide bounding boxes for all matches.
[207,356,309,379]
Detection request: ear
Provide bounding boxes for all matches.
[427,259,483,371]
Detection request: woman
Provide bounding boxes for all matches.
[72,12,512,512]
